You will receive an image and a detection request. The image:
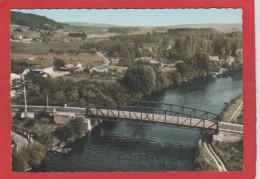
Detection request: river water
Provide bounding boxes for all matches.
[32,73,242,172]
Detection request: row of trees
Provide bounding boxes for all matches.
[79,28,242,65]
[120,52,220,96]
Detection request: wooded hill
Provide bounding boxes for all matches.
[11,11,64,30]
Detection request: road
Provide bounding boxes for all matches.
[227,102,243,123]
[11,131,28,150]
[96,52,110,66]
[204,142,227,171]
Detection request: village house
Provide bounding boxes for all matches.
[35,65,53,74]
[28,57,35,61]
[10,73,21,85]
[60,64,75,71]
[13,35,23,40]
[90,65,108,74]
[111,58,119,64]
[74,63,82,69]
[54,112,75,124]
[13,66,30,81]
[140,57,152,61]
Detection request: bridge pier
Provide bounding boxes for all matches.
[84,118,102,131]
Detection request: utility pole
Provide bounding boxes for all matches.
[24,86,27,113]
[46,91,49,107]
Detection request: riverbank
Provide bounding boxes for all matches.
[220,94,243,124]
[11,111,101,172]
[194,93,244,171]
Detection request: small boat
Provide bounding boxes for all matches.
[56,147,72,154]
[51,146,59,151]
[60,141,66,148]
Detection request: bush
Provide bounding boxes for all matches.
[120,66,156,95]
[20,142,46,166]
[54,117,87,142]
[12,149,28,172]
[14,28,23,32]
[24,119,36,127]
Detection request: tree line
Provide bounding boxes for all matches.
[79,28,242,65]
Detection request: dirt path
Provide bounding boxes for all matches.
[204,142,227,171]
[227,102,243,123]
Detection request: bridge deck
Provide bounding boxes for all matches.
[11,105,243,133]
[88,108,217,130]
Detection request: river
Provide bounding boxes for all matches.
[32,72,242,172]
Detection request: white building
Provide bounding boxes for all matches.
[90,65,108,74]
[12,67,30,81]
[35,65,53,74]
[74,63,82,69]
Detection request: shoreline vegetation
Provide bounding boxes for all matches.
[11,114,89,172]
[194,94,243,171]
[220,94,243,124]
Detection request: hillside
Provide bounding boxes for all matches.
[11,11,65,30]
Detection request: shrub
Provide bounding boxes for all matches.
[12,149,28,172]
[20,142,46,166]
[24,119,36,127]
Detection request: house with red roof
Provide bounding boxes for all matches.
[60,64,75,71]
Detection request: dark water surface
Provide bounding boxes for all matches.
[33,73,242,172]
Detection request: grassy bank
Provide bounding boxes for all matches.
[220,94,243,124]
[194,142,219,171]
[211,140,243,171]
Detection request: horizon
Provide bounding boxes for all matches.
[11,9,242,27]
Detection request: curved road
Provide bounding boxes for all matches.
[97,52,110,66]
[11,131,28,150]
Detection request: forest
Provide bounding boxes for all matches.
[11,11,64,30]
[80,28,242,65]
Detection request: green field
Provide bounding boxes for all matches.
[11,42,87,54]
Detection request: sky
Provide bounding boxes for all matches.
[12,9,242,26]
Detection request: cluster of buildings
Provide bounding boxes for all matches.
[10,62,83,85]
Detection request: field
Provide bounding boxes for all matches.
[11,53,103,66]
[11,41,87,54]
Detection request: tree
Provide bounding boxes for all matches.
[67,90,79,101]
[53,59,65,70]
[121,66,155,95]
[29,85,40,96]
[20,142,46,166]
[54,125,73,141]
[12,149,28,172]
[69,117,87,138]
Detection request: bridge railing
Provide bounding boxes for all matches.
[87,100,220,121]
[86,105,219,132]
